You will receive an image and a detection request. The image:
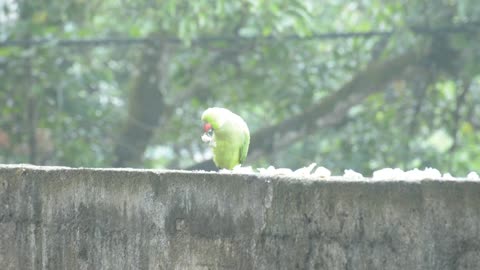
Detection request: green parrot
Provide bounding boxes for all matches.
[201,107,250,170]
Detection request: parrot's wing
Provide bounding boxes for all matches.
[238,132,250,164]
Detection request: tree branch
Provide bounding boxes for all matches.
[2,21,479,48]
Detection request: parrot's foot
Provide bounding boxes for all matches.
[218,165,255,174]
[201,133,211,143]
[201,133,216,147]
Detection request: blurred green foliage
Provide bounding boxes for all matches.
[1,0,480,175]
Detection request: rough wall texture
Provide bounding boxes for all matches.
[0,165,479,270]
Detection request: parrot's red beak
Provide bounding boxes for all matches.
[203,123,212,133]
[202,123,214,144]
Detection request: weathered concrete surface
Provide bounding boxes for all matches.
[0,165,480,270]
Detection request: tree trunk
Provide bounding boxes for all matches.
[113,44,168,167]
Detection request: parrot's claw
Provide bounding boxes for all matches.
[201,133,212,143]
[202,133,216,147]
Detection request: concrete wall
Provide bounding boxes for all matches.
[0,165,479,270]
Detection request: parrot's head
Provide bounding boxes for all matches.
[201,107,229,147]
